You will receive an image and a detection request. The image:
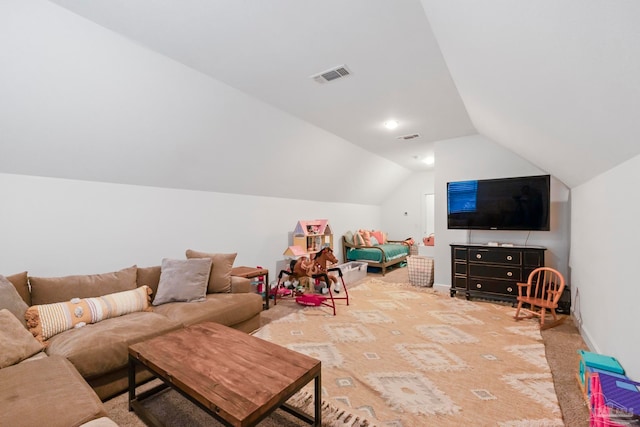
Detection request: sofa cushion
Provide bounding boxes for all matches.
[25,286,153,342]
[0,355,108,427]
[152,258,212,306]
[29,265,138,305]
[6,271,30,306]
[137,265,161,296]
[0,275,29,327]
[80,417,120,427]
[45,311,181,379]
[0,309,44,368]
[186,250,237,293]
[152,292,263,328]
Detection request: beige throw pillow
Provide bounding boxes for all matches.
[6,271,30,306]
[185,250,237,293]
[0,275,29,327]
[0,309,44,368]
[152,258,212,305]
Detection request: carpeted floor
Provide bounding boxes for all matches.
[374,267,591,427]
[106,266,591,426]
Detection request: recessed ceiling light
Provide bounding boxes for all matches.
[422,156,435,165]
[384,120,399,130]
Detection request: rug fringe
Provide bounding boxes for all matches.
[286,390,377,427]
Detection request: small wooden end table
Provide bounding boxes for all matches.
[231,266,270,310]
[129,322,321,427]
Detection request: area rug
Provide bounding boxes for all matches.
[253,278,564,426]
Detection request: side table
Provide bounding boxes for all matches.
[231,266,270,310]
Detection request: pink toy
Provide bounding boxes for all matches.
[295,294,327,306]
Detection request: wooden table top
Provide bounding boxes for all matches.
[128,322,320,427]
[231,266,269,278]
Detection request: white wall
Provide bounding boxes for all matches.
[433,135,571,289]
[380,171,435,241]
[0,173,379,280]
[571,154,640,380]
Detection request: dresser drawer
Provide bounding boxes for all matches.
[454,262,467,275]
[453,247,467,261]
[469,264,522,281]
[453,276,467,289]
[468,249,521,265]
[524,251,544,267]
[468,279,518,296]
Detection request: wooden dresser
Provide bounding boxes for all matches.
[450,243,546,302]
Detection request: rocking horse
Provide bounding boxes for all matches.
[273,246,349,315]
[311,246,341,293]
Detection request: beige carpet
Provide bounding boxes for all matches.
[106,266,590,426]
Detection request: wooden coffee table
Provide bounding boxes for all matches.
[128,322,321,426]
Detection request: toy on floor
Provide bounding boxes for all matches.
[311,246,341,293]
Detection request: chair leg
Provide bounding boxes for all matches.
[539,307,546,328]
[514,302,523,320]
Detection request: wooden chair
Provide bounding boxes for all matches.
[514,267,566,329]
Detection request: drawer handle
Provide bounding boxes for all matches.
[506,255,513,261]
[476,283,482,289]
[476,254,482,259]
[507,271,513,277]
[507,287,513,292]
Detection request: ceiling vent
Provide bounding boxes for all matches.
[396,133,421,141]
[311,65,352,84]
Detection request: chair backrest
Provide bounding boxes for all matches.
[526,267,566,305]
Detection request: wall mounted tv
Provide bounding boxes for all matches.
[447,174,550,231]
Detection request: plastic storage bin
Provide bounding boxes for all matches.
[407,255,434,287]
[335,261,368,284]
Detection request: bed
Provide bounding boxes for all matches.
[341,235,410,276]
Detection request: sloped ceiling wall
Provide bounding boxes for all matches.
[3,0,640,202]
[0,0,410,206]
[421,0,640,188]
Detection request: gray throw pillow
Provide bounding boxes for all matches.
[0,309,44,368]
[185,250,237,293]
[152,258,212,306]
[0,275,29,327]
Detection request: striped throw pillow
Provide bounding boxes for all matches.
[25,285,152,343]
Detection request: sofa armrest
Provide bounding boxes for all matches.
[230,276,251,293]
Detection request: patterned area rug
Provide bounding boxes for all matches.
[253,278,564,427]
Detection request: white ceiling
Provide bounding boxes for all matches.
[46,0,475,172]
[9,0,640,195]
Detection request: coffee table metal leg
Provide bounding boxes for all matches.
[128,356,136,411]
[315,371,322,426]
[280,370,321,425]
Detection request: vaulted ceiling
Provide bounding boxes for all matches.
[3,1,640,203]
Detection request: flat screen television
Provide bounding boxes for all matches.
[447,174,550,231]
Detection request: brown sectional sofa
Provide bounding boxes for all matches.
[0,255,263,427]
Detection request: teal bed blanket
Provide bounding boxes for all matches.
[346,243,409,263]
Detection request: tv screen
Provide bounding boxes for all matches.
[447,175,550,231]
